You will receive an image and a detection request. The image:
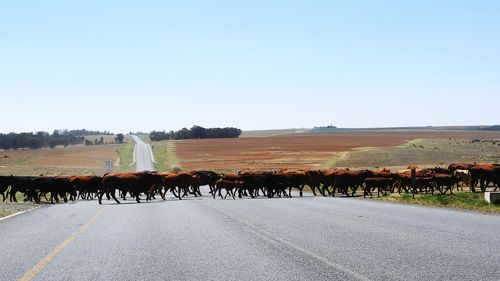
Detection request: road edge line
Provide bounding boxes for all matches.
[0,207,39,222]
[17,206,108,281]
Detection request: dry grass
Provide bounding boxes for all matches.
[325,138,500,170]
[372,192,500,213]
[0,144,121,176]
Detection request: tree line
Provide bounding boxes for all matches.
[53,129,114,136]
[477,125,500,131]
[0,131,125,150]
[150,126,242,141]
[0,132,84,150]
[84,134,124,146]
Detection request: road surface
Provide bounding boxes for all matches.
[1,150,499,280]
[131,135,155,172]
[2,193,499,281]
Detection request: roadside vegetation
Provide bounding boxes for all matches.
[115,140,134,172]
[151,141,181,172]
[372,192,500,213]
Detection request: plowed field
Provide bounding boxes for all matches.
[173,131,500,171]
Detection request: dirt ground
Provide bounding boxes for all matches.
[0,144,120,176]
[172,131,500,171]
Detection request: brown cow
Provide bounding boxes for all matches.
[469,163,500,192]
[304,170,326,196]
[99,172,164,204]
[363,177,395,198]
[324,169,374,197]
[432,174,460,195]
[239,171,280,198]
[278,169,309,197]
[221,174,243,182]
[321,169,345,196]
[448,163,473,172]
[160,172,200,200]
[190,171,220,195]
[21,176,76,204]
[69,176,102,200]
[186,171,203,197]
[214,179,243,199]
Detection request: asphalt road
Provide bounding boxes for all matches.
[1,143,499,281]
[1,191,499,281]
[131,135,155,172]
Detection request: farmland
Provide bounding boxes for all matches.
[0,139,134,176]
[168,131,500,172]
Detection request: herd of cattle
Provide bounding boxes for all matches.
[0,162,499,204]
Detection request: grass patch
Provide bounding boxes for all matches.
[374,192,500,213]
[320,152,349,169]
[115,141,134,172]
[151,141,181,172]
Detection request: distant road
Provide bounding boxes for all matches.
[130,135,155,172]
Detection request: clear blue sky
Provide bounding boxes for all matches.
[1,1,499,133]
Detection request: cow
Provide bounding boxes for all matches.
[68,176,102,200]
[395,170,433,196]
[0,175,12,202]
[213,179,243,199]
[370,171,399,193]
[160,172,199,200]
[363,177,395,198]
[431,167,451,175]
[99,172,164,204]
[469,163,500,192]
[452,169,471,190]
[18,176,77,204]
[321,169,344,196]
[304,170,327,196]
[432,174,461,195]
[323,169,374,197]
[221,173,243,182]
[192,171,220,195]
[278,169,309,197]
[448,163,473,172]
[239,171,281,198]
[9,176,37,203]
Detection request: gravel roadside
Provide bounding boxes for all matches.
[0,201,41,218]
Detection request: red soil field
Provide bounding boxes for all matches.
[174,131,500,171]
